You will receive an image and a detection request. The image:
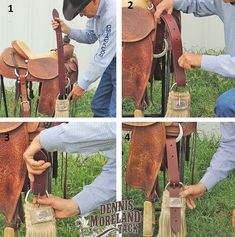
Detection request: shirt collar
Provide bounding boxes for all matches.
[96,0,105,17]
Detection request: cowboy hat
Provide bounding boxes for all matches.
[63,0,92,21]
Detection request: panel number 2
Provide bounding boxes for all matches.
[128,1,133,9]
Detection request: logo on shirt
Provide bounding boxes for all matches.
[99,25,112,58]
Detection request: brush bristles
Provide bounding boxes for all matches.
[54,99,70,118]
[25,203,57,237]
[157,190,187,237]
[165,91,191,118]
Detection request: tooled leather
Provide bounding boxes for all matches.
[122,34,155,109]
[126,123,166,198]
[38,79,60,117]
[122,4,185,110]
[122,7,155,42]
[0,123,28,223]
[123,122,197,137]
[0,122,52,225]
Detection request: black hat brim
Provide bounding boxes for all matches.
[63,0,92,21]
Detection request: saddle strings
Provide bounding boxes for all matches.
[189,130,197,184]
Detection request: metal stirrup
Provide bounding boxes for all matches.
[153,39,168,59]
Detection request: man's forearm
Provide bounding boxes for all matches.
[200,123,235,191]
[201,55,235,79]
[73,149,116,215]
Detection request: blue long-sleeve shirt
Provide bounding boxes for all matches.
[200,122,235,191]
[39,122,116,215]
[68,0,116,90]
[174,0,235,78]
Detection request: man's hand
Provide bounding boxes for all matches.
[51,18,71,35]
[180,183,207,209]
[36,195,80,218]
[178,52,202,71]
[154,0,174,23]
[23,135,51,182]
[68,85,85,100]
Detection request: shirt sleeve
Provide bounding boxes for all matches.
[201,55,235,79]
[77,16,116,90]
[39,122,116,215]
[200,123,235,191]
[39,122,116,154]
[73,148,116,215]
[69,19,98,44]
[174,0,221,16]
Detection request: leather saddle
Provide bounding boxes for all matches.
[122,0,186,115]
[0,122,51,227]
[0,40,78,117]
[123,122,196,199]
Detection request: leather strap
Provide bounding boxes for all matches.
[160,13,186,87]
[13,80,20,116]
[166,137,181,233]
[52,9,67,96]
[32,150,48,196]
[19,75,31,117]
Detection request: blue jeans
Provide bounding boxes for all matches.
[215,88,235,117]
[91,58,116,117]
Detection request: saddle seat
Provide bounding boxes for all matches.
[12,40,57,60]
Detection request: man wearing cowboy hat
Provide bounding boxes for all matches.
[155,0,235,117]
[52,0,116,117]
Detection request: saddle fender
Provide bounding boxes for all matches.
[125,122,166,199]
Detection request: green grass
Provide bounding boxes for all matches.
[0,86,95,117]
[0,153,107,236]
[122,134,235,236]
[122,52,235,117]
